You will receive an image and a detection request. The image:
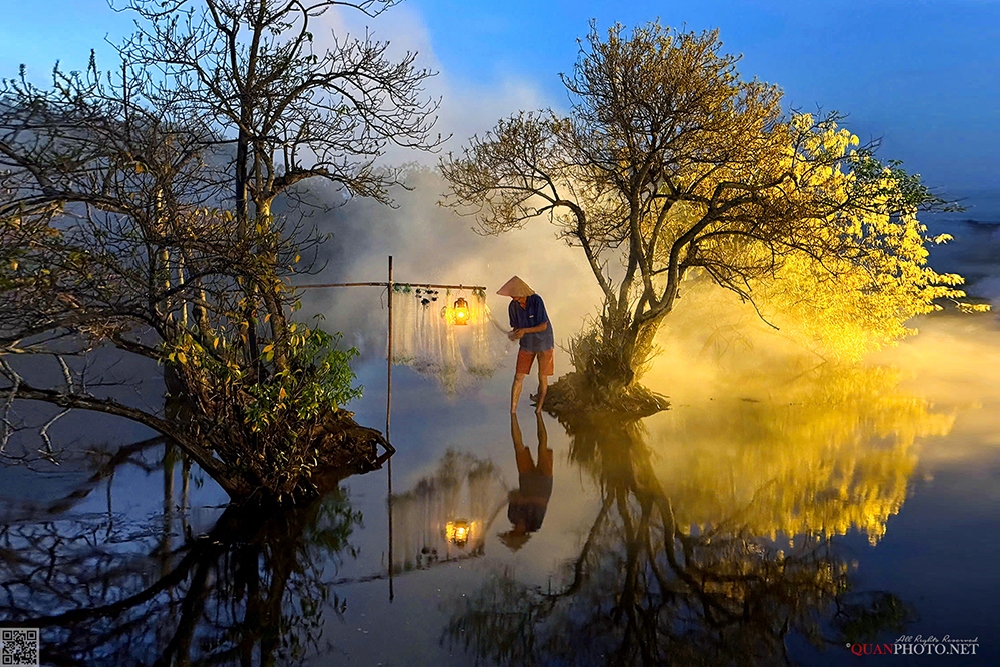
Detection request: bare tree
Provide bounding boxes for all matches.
[115,0,442,369]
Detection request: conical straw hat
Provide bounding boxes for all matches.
[496,275,534,297]
[497,529,532,552]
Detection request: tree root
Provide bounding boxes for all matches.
[539,372,669,420]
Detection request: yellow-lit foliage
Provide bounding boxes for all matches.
[642,114,987,361]
[746,116,984,359]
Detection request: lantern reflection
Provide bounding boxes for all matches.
[445,519,477,546]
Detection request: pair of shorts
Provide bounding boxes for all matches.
[516,348,554,376]
[515,446,554,479]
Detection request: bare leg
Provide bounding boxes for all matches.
[535,411,548,450]
[535,411,552,475]
[511,412,524,450]
[511,372,527,413]
[535,371,548,414]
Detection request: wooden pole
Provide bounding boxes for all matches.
[387,255,394,602]
[296,282,390,288]
[293,258,489,602]
[387,256,393,445]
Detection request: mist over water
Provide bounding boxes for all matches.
[303,166,1000,662]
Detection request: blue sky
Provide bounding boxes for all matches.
[2,0,998,218]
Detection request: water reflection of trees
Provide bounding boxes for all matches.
[0,450,362,666]
[648,365,955,544]
[445,366,942,665]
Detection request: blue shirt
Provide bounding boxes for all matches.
[509,294,554,352]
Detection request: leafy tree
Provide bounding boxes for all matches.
[442,22,983,411]
[0,0,439,500]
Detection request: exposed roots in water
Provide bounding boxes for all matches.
[540,371,669,420]
[540,319,670,420]
[233,408,390,507]
[305,409,388,469]
[165,401,391,508]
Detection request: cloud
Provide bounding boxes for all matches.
[289,4,592,381]
[307,3,553,166]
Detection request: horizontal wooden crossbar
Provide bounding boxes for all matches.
[294,281,487,290]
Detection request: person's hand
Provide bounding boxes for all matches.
[508,328,523,341]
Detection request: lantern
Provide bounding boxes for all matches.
[452,296,470,325]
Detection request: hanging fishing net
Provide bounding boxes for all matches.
[465,289,507,376]
[391,285,508,392]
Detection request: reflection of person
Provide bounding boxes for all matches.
[499,412,553,552]
[497,275,554,414]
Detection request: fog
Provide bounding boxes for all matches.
[265,3,1000,423]
[297,168,605,380]
[293,0,1000,396]
[296,165,1000,410]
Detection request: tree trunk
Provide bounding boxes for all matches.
[625,311,670,384]
[542,309,670,418]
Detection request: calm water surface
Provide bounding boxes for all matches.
[2,331,999,666]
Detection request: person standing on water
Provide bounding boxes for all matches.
[498,276,554,414]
